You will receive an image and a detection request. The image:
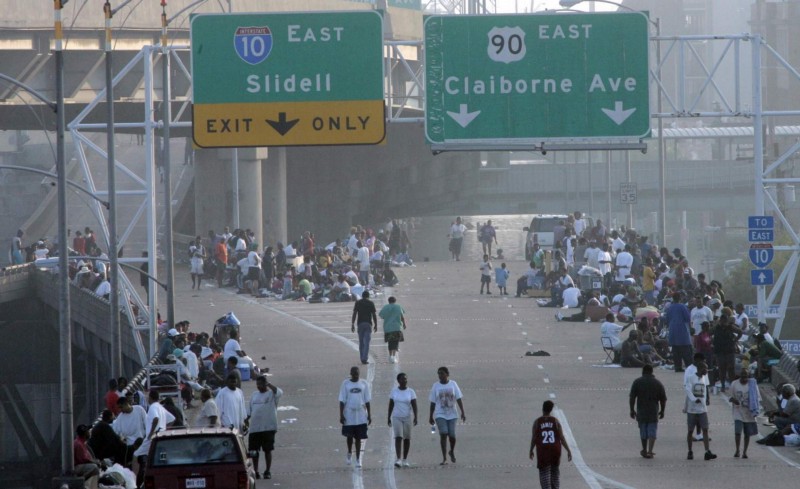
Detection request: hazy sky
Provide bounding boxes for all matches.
[494,0,617,13]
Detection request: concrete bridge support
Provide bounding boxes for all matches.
[195,146,289,248]
[263,148,288,247]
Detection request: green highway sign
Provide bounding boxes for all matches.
[191,11,385,148]
[424,12,651,144]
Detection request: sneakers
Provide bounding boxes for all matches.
[704,451,717,461]
[394,352,399,362]
[402,460,410,467]
[389,355,396,363]
[355,457,363,468]
[346,453,352,465]
[555,312,563,321]
[264,471,271,479]
[394,460,402,468]
[687,450,693,460]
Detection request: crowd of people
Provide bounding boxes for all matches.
[179,221,412,303]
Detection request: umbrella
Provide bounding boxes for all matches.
[635,306,661,320]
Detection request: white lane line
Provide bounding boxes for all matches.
[379,287,399,489]
[225,291,371,489]
[554,407,637,489]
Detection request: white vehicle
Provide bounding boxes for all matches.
[523,214,568,258]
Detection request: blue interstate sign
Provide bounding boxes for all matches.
[751,269,774,286]
[234,26,273,65]
[748,215,774,229]
[749,245,774,268]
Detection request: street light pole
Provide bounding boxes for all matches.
[54,0,74,477]
[104,0,121,379]
[161,1,176,331]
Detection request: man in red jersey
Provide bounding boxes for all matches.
[530,400,572,489]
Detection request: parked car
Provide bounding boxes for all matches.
[144,427,256,489]
[523,214,568,259]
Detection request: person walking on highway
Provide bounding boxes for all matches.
[666,292,693,372]
[429,366,466,465]
[339,366,371,468]
[448,216,467,261]
[352,290,378,365]
[189,235,206,290]
[479,254,493,295]
[247,375,283,480]
[684,361,717,461]
[728,369,760,459]
[379,296,406,363]
[529,400,572,489]
[216,373,247,431]
[629,364,667,458]
[388,372,418,467]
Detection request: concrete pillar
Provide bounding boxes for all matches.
[263,148,287,247]
[235,148,265,248]
[194,148,231,235]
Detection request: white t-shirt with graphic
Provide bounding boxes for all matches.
[339,379,371,426]
[684,373,709,414]
[429,380,463,420]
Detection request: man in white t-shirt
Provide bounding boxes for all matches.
[561,285,582,309]
[615,244,634,282]
[112,396,147,465]
[598,243,613,287]
[428,366,465,466]
[584,241,600,270]
[223,329,257,377]
[339,366,371,468]
[216,374,247,430]
[388,372,418,467]
[133,390,176,487]
[690,298,714,336]
[195,388,219,428]
[448,217,467,261]
[684,361,716,461]
[600,313,625,352]
[356,241,371,285]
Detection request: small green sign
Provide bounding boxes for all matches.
[424,12,651,144]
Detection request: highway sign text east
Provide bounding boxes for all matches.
[191,11,385,148]
[425,12,651,144]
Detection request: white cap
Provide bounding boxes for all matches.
[167,328,179,337]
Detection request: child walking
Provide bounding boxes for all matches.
[495,262,509,295]
[479,254,493,295]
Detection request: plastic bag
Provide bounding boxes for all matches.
[100,463,136,489]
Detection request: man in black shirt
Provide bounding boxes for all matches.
[352,291,378,365]
[88,409,126,464]
[629,364,667,459]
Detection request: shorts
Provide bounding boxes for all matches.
[638,421,658,440]
[341,424,369,440]
[190,260,203,274]
[481,275,491,284]
[249,430,276,452]
[687,412,709,430]
[391,416,413,439]
[247,267,260,281]
[734,420,758,437]
[435,417,457,437]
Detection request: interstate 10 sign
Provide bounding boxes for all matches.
[424,12,651,145]
[191,11,385,148]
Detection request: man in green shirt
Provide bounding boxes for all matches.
[379,296,406,364]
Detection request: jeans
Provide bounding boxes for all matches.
[357,323,372,363]
[672,344,693,371]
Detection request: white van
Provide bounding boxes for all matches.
[524,214,568,258]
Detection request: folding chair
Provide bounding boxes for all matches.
[601,336,616,364]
